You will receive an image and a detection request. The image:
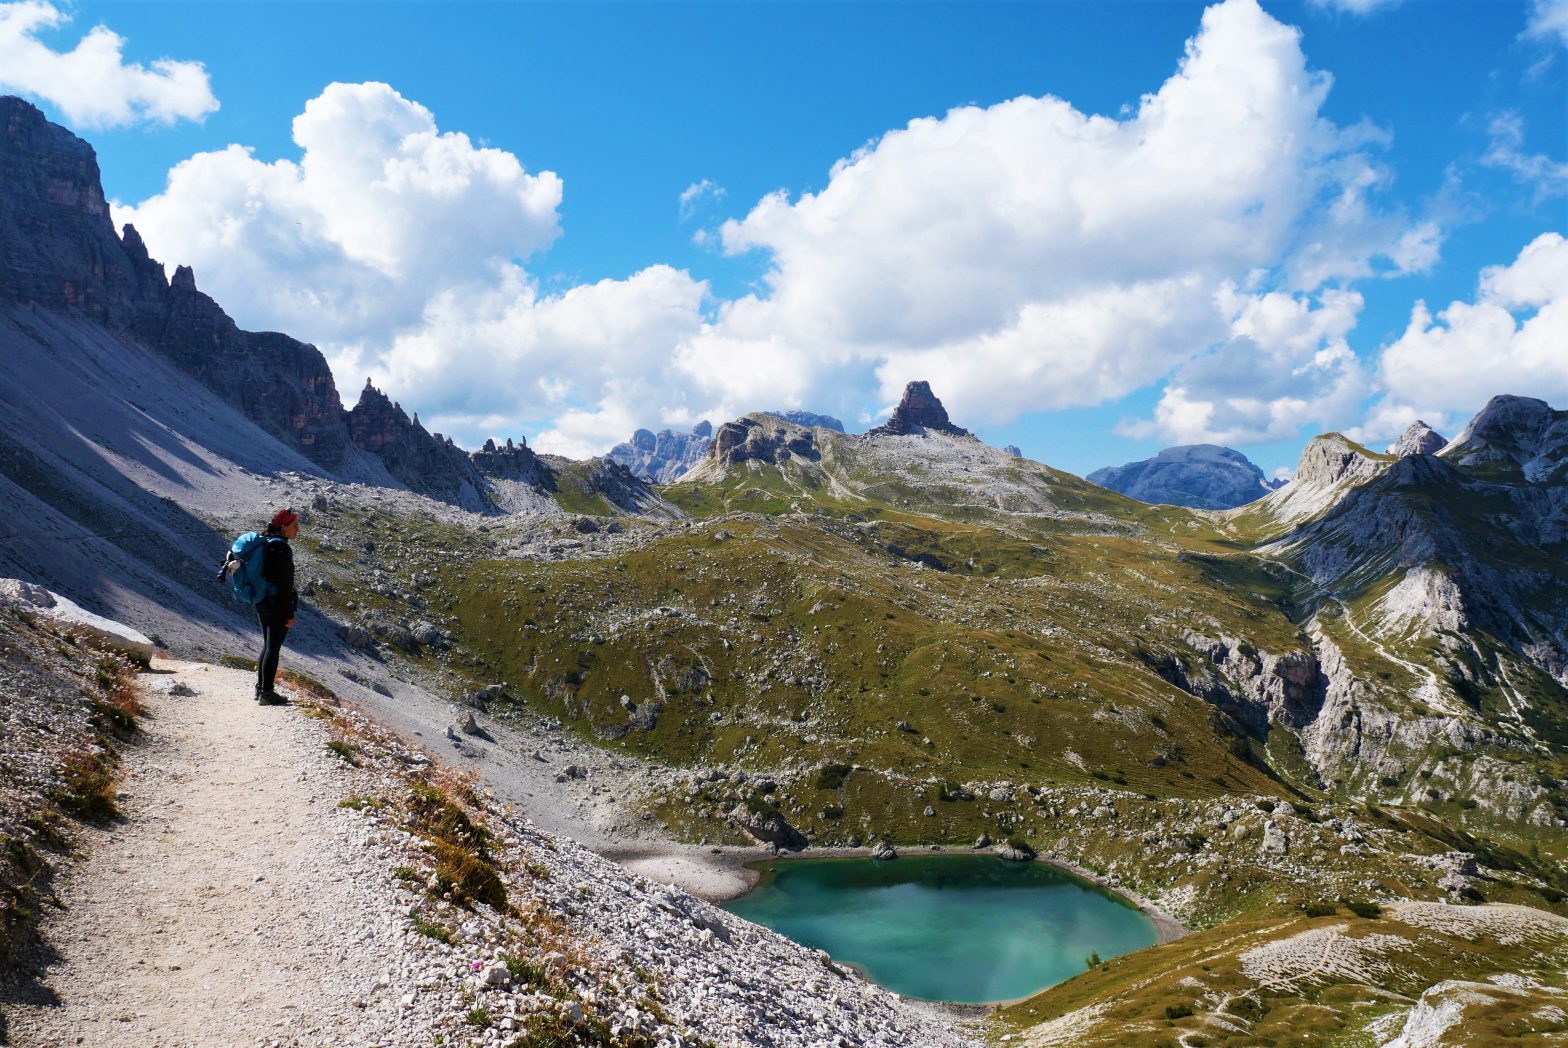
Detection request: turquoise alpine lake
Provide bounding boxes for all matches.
[721,855,1158,1003]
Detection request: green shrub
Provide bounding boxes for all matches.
[1165,1003,1194,1020]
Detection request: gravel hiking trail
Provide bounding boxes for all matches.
[8,660,411,1048]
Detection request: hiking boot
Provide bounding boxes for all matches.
[258,690,288,706]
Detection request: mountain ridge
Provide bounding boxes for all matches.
[1088,443,1283,510]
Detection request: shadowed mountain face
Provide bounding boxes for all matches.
[1088,445,1282,510]
[0,96,354,470]
[0,96,672,516]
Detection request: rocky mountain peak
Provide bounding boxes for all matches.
[1292,434,1387,489]
[471,433,550,489]
[608,421,715,483]
[767,410,845,433]
[1445,395,1568,481]
[1389,420,1447,458]
[868,380,970,437]
[1088,444,1279,510]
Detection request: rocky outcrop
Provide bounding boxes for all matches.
[547,456,672,516]
[0,578,153,664]
[727,804,807,850]
[1088,444,1281,510]
[867,381,970,437]
[1249,433,1392,524]
[1293,434,1389,489]
[1157,633,1323,736]
[1389,420,1447,458]
[609,414,844,483]
[710,415,819,467]
[605,421,713,482]
[470,435,551,487]
[346,382,490,510]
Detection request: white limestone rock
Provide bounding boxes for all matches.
[0,578,153,664]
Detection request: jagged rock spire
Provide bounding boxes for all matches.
[868,380,970,437]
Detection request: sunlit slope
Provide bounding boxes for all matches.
[1206,415,1568,828]
[447,510,1304,805]
[998,900,1568,1047]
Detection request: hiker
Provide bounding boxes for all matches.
[218,509,301,705]
[252,508,299,704]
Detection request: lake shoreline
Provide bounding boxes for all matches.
[607,840,1187,943]
[603,839,1189,1013]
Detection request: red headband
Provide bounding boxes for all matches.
[270,508,298,529]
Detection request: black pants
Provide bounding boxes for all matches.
[256,601,290,694]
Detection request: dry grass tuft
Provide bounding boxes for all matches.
[55,746,120,820]
[406,779,507,910]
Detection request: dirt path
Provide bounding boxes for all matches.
[7,660,416,1048]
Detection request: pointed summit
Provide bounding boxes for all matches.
[1388,420,1447,458]
[868,381,970,437]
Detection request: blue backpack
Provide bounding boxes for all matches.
[223,532,279,605]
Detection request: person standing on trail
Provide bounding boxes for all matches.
[253,508,299,705]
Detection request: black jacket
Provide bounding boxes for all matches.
[259,536,297,621]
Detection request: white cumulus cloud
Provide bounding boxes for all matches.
[117,82,722,457]
[0,1,216,128]
[1360,232,1568,443]
[1124,287,1369,445]
[707,0,1424,432]
[117,82,563,346]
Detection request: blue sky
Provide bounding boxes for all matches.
[3,0,1565,478]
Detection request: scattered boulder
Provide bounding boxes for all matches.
[727,804,807,851]
[450,707,485,737]
[337,624,372,648]
[411,621,448,648]
[997,840,1036,862]
[1261,820,1289,855]
[973,833,991,849]
[871,841,898,861]
[0,579,153,664]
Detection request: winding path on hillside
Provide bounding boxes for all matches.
[6,661,416,1048]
